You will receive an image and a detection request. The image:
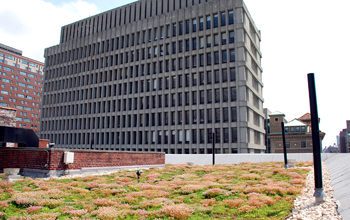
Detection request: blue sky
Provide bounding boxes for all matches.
[1,0,350,148]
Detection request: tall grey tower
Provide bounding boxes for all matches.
[40,0,265,154]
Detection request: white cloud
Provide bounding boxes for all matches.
[0,0,100,62]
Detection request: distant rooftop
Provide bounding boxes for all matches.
[269,111,285,116]
[285,119,307,127]
[0,43,22,56]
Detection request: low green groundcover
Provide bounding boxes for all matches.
[0,161,312,219]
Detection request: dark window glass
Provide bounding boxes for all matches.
[230,49,235,62]
[207,90,212,103]
[215,108,220,122]
[206,16,211,29]
[230,68,236,81]
[207,129,213,143]
[229,11,234,24]
[215,89,220,103]
[207,71,212,84]
[223,108,228,122]
[222,50,227,63]
[223,88,228,102]
[214,52,219,64]
[199,72,204,85]
[214,14,218,27]
[229,31,235,43]
[199,17,204,30]
[222,69,227,82]
[207,53,212,65]
[200,54,204,66]
[221,12,226,26]
[231,127,237,143]
[214,70,220,83]
[186,40,190,51]
[179,22,183,35]
[231,88,236,101]
[192,19,197,32]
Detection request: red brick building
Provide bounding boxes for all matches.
[267,112,325,153]
[0,43,44,134]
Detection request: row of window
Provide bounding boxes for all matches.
[285,126,307,133]
[41,127,239,146]
[47,31,235,69]
[44,67,236,103]
[285,141,308,148]
[42,106,238,131]
[18,123,37,128]
[45,49,236,91]
[61,1,231,43]
[42,86,237,118]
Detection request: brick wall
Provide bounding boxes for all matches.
[0,148,165,171]
[38,139,50,148]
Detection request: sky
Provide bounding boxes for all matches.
[1,0,349,148]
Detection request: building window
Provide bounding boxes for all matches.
[207,53,212,66]
[214,52,219,64]
[230,68,236,81]
[207,35,211,47]
[206,16,211,29]
[286,142,291,148]
[192,19,197,32]
[179,22,183,35]
[221,12,226,26]
[199,17,204,30]
[222,33,227,45]
[301,141,306,148]
[214,14,218,27]
[186,20,190,33]
[229,11,234,24]
[222,50,227,63]
[232,127,237,143]
[229,31,235,43]
[230,49,235,62]
[214,34,219,46]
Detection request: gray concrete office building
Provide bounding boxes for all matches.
[40,0,265,154]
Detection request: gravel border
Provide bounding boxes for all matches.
[287,162,342,220]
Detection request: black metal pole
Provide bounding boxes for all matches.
[307,73,325,203]
[281,122,288,169]
[212,132,215,166]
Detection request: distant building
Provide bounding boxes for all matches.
[263,108,271,153]
[323,144,339,153]
[40,0,265,154]
[268,112,325,153]
[0,43,44,134]
[339,120,350,153]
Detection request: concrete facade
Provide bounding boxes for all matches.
[0,44,44,134]
[268,112,325,153]
[40,0,265,154]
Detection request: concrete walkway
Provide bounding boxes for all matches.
[166,153,349,219]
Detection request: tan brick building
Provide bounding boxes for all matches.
[268,112,325,153]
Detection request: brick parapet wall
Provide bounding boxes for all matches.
[0,148,165,171]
